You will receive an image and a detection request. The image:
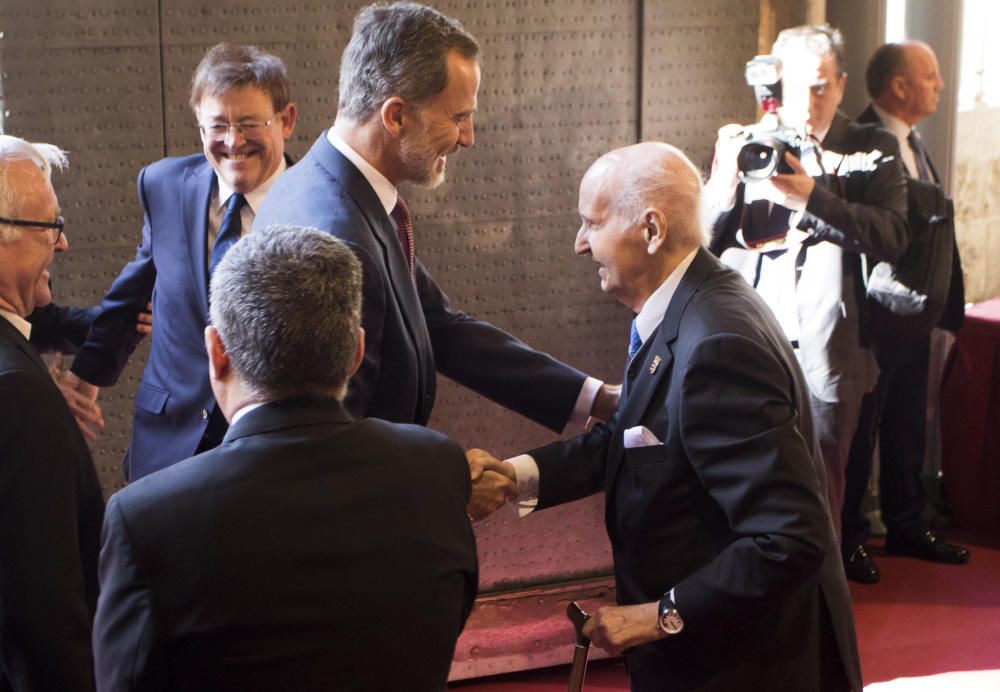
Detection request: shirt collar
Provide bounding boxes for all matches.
[327,129,398,215]
[230,400,267,426]
[633,247,699,343]
[871,102,913,143]
[0,308,32,340]
[214,157,288,214]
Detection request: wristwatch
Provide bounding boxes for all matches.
[657,593,684,635]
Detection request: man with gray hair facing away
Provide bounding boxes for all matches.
[93,226,477,691]
[254,1,619,436]
[0,135,104,692]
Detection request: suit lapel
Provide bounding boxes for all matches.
[312,137,428,361]
[0,318,50,379]
[606,248,716,489]
[181,161,214,318]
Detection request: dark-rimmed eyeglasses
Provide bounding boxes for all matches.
[198,119,274,141]
[0,215,65,244]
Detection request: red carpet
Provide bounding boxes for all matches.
[452,531,1000,690]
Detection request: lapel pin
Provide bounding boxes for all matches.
[649,355,662,374]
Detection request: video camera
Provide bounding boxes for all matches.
[735,55,810,182]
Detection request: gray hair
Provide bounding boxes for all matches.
[338,1,479,122]
[599,142,707,251]
[0,135,67,242]
[773,24,846,76]
[209,225,362,401]
[189,43,291,113]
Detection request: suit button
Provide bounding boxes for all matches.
[201,409,209,420]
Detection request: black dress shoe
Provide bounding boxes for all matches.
[884,531,970,564]
[843,545,880,583]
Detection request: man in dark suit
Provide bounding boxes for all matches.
[254,1,618,431]
[706,24,909,536]
[469,142,861,691]
[841,41,968,583]
[94,225,477,691]
[61,43,298,481]
[0,135,104,692]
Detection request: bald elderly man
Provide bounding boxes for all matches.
[469,142,861,691]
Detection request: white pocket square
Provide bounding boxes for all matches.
[623,426,663,448]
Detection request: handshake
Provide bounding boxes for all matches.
[465,448,518,521]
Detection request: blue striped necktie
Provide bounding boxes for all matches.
[628,319,642,360]
[209,193,246,277]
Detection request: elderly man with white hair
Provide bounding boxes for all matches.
[0,134,104,691]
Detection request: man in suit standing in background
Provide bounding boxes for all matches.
[61,43,298,481]
[706,24,909,536]
[254,1,619,433]
[469,142,861,691]
[94,225,477,691]
[841,41,969,583]
[0,135,104,692]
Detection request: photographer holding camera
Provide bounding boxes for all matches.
[707,24,909,536]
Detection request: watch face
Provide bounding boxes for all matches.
[660,609,684,635]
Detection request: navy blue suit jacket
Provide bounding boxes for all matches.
[253,133,586,429]
[71,155,218,480]
[531,249,862,691]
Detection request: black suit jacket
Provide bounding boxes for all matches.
[530,250,862,691]
[857,104,965,334]
[0,317,104,692]
[93,398,478,692]
[253,133,586,429]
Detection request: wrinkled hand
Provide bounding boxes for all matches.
[135,300,153,335]
[49,354,104,442]
[589,383,621,423]
[582,602,663,655]
[769,152,815,211]
[466,448,517,521]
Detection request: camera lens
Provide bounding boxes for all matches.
[738,142,778,181]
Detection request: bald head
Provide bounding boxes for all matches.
[576,142,704,312]
[867,41,943,125]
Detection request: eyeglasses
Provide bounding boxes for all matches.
[198,119,274,141]
[0,215,65,244]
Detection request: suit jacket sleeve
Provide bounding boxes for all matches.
[672,333,830,637]
[342,241,388,420]
[415,259,588,432]
[0,369,97,692]
[71,167,157,386]
[93,496,167,692]
[800,126,909,263]
[27,303,100,354]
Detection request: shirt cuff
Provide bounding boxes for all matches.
[506,453,540,518]
[565,376,603,432]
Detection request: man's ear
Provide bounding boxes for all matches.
[349,327,365,378]
[889,74,908,103]
[279,101,299,140]
[379,98,406,136]
[205,325,231,382]
[643,208,668,254]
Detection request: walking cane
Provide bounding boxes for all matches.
[567,601,592,692]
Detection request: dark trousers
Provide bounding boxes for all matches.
[842,337,931,554]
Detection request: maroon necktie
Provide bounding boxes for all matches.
[390,195,415,276]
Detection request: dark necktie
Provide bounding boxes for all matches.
[390,195,415,276]
[209,193,246,277]
[628,319,642,361]
[908,130,932,182]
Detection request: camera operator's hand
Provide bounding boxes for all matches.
[706,124,746,209]
[770,151,815,212]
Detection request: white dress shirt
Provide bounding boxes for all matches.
[206,158,288,263]
[871,102,921,179]
[0,309,31,340]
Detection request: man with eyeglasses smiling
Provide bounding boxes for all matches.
[0,134,105,692]
[61,42,298,481]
